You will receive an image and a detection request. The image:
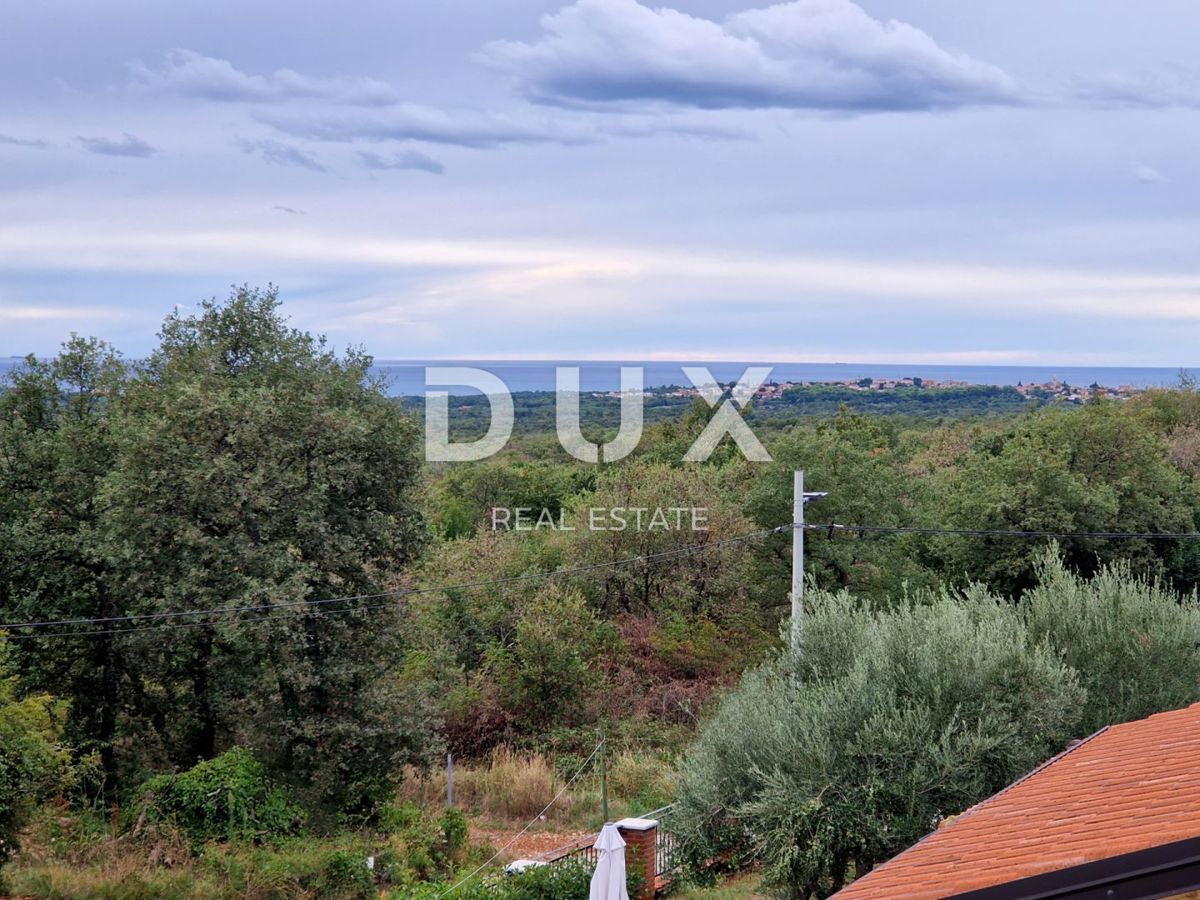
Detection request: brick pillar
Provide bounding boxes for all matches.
[616,817,658,900]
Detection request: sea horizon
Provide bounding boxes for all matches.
[369,359,1196,396]
[4,357,1195,397]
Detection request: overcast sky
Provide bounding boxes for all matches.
[2,0,1200,364]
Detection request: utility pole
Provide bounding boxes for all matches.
[792,470,828,653]
[791,470,805,652]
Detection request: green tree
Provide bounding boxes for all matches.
[492,585,613,732]
[428,459,588,539]
[99,286,435,813]
[673,586,1083,898]
[0,338,128,794]
[744,408,934,602]
[931,402,1193,593]
[574,460,761,619]
[1021,553,1200,732]
[674,554,1200,898]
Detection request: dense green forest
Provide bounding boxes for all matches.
[401,380,1034,443]
[3,288,1200,897]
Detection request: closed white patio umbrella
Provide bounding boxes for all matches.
[590,822,630,900]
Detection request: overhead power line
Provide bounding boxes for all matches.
[11,520,1197,642]
[2,526,786,640]
[799,523,1200,540]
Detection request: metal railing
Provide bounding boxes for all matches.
[640,804,680,879]
[534,833,600,868]
[535,803,680,881]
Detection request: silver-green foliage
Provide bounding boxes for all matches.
[1021,552,1200,733]
[674,555,1200,897]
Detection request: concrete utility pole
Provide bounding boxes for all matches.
[791,470,828,653]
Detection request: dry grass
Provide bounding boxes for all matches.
[608,750,676,808]
[8,859,224,900]
[399,748,567,821]
[397,748,675,830]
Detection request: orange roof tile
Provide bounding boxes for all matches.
[834,702,1200,899]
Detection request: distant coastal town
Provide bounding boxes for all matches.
[599,376,1147,404]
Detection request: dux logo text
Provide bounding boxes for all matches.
[424,366,772,463]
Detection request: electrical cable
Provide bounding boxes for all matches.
[436,740,604,897]
[2,526,787,640]
[798,523,1200,540]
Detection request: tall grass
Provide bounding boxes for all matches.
[399,748,562,821]
[397,748,676,827]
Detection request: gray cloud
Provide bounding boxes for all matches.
[598,117,748,141]
[357,149,445,174]
[0,133,49,149]
[1074,70,1200,110]
[272,205,307,215]
[239,138,326,171]
[482,0,1020,113]
[259,104,586,149]
[77,132,159,157]
[129,49,397,106]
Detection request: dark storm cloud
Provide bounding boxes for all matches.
[482,0,1021,113]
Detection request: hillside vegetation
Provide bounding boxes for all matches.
[4,287,1200,896]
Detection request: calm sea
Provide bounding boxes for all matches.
[1,357,1193,396]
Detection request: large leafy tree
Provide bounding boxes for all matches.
[930,401,1193,593]
[100,286,433,812]
[0,338,128,793]
[0,287,436,815]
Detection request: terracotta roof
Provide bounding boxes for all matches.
[834,702,1200,899]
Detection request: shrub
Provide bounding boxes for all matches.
[439,808,469,854]
[0,637,73,868]
[132,747,305,843]
[1022,553,1200,733]
[377,800,424,834]
[609,751,676,809]
[673,585,1083,897]
[316,849,374,899]
[493,586,611,733]
[674,555,1200,898]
